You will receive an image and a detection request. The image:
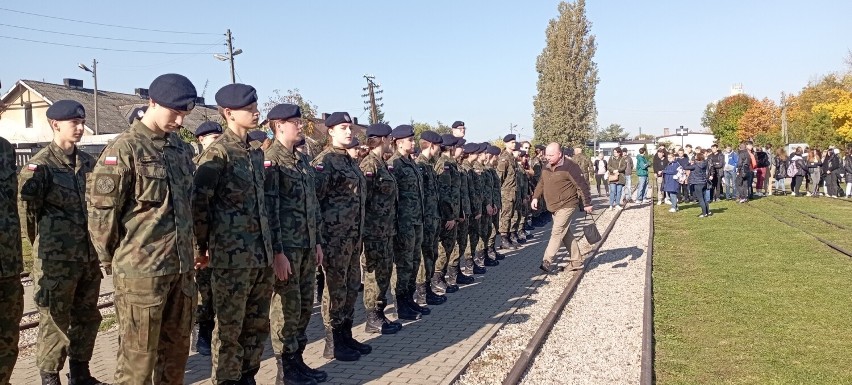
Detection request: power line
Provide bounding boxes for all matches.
[0,35,221,55]
[0,7,218,35]
[0,23,218,45]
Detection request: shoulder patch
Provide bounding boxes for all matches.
[93,174,118,195]
[314,164,324,171]
[444,165,450,170]
[264,160,272,168]
[365,171,374,177]
[388,165,394,171]
[103,156,118,166]
[27,163,38,171]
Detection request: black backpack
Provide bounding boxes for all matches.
[756,151,770,168]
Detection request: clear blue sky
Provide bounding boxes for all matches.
[2,1,850,142]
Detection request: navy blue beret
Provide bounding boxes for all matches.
[295,137,306,147]
[344,137,360,149]
[440,134,458,147]
[420,131,442,144]
[391,125,415,139]
[514,142,523,151]
[487,146,501,156]
[127,106,148,124]
[477,143,489,153]
[519,150,528,157]
[452,121,465,129]
[216,83,258,109]
[247,129,268,143]
[267,103,301,121]
[503,134,516,142]
[325,112,352,127]
[195,121,223,137]
[46,100,85,120]
[366,123,392,137]
[149,74,197,111]
[463,143,479,154]
[456,138,467,147]
[535,144,545,151]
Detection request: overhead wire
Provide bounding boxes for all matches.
[0,7,218,35]
[0,23,219,45]
[0,35,222,55]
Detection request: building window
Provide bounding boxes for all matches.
[24,102,33,128]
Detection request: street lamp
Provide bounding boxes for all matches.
[214,29,242,84]
[78,59,98,135]
[675,125,688,149]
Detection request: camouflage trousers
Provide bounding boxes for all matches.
[211,267,273,383]
[195,266,214,324]
[455,219,469,268]
[498,197,516,234]
[271,247,317,355]
[393,225,423,295]
[418,219,440,285]
[32,259,102,372]
[472,214,491,255]
[113,271,195,385]
[437,226,459,274]
[362,237,393,310]
[487,208,500,250]
[0,275,23,385]
[512,199,527,233]
[322,237,362,329]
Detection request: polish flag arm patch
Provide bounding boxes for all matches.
[264,160,272,168]
[103,156,118,166]
[314,164,324,171]
[365,171,374,177]
[26,164,38,171]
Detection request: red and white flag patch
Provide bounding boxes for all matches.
[26,164,38,171]
[264,160,272,168]
[365,171,374,177]
[104,156,118,166]
[444,166,450,170]
[314,164,324,171]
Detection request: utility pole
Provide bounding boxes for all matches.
[78,59,98,135]
[509,122,517,135]
[225,29,236,84]
[362,75,383,124]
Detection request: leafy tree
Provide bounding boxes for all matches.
[738,97,780,141]
[634,133,656,141]
[369,105,388,125]
[702,94,756,147]
[533,0,599,146]
[813,89,852,143]
[261,89,319,136]
[597,123,628,142]
[786,75,847,147]
[412,121,452,142]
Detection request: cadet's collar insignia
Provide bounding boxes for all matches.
[26,164,38,171]
[104,156,118,166]
[315,164,324,171]
[264,160,272,168]
[95,175,116,194]
[365,171,374,177]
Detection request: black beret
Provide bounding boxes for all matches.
[46,100,85,120]
[366,123,392,137]
[463,143,479,154]
[128,106,147,124]
[267,103,301,121]
[295,137,306,147]
[456,138,467,146]
[325,112,352,127]
[391,125,415,139]
[452,121,465,129]
[477,143,489,153]
[487,146,501,156]
[149,73,197,111]
[344,137,360,150]
[535,144,545,151]
[247,129,268,143]
[195,121,223,137]
[441,134,458,147]
[216,83,258,109]
[420,131,442,144]
[503,134,516,142]
[519,150,528,157]
[513,142,523,151]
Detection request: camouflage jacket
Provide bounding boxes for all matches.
[415,153,440,226]
[497,149,518,197]
[474,160,491,214]
[518,162,529,199]
[461,159,482,218]
[19,142,96,262]
[312,146,366,241]
[486,165,502,210]
[0,136,22,278]
[88,121,195,278]
[264,140,323,250]
[360,151,398,239]
[573,153,592,176]
[434,153,460,222]
[458,158,471,219]
[193,128,274,269]
[530,157,543,191]
[389,152,423,233]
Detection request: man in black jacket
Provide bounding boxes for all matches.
[823,147,841,197]
[676,148,691,202]
[736,141,755,202]
[652,148,668,205]
[708,144,724,201]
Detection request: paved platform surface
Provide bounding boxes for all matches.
[11,223,556,385]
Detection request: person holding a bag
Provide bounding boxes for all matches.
[531,143,593,274]
[607,148,627,210]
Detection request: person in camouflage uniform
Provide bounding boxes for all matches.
[312,112,370,362]
[529,145,545,225]
[573,146,593,188]
[414,132,447,305]
[88,74,198,385]
[192,84,282,384]
[483,146,504,264]
[0,135,23,385]
[435,135,463,294]
[387,124,432,320]
[460,143,486,275]
[360,123,408,335]
[18,101,105,385]
[497,135,520,250]
[452,140,476,286]
[263,104,327,385]
[513,149,532,243]
[472,143,498,268]
[191,121,224,358]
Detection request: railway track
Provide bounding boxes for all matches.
[501,203,627,385]
[749,203,852,259]
[640,190,656,385]
[764,199,850,231]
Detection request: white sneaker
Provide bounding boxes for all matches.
[616,205,623,210]
[609,206,614,211]
[668,208,677,213]
[657,200,663,206]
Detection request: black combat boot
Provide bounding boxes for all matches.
[514,231,526,244]
[67,360,108,385]
[456,266,475,285]
[406,294,431,315]
[491,246,505,260]
[414,283,427,306]
[365,309,399,334]
[483,249,499,266]
[196,320,214,356]
[472,262,487,274]
[445,269,460,293]
[430,271,447,295]
[395,293,422,320]
[322,327,360,361]
[295,343,328,383]
[276,354,317,385]
[425,284,447,305]
[238,367,259,385]
[341,319,372,355]
[501,234,518,250]
[41,371,61,385]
